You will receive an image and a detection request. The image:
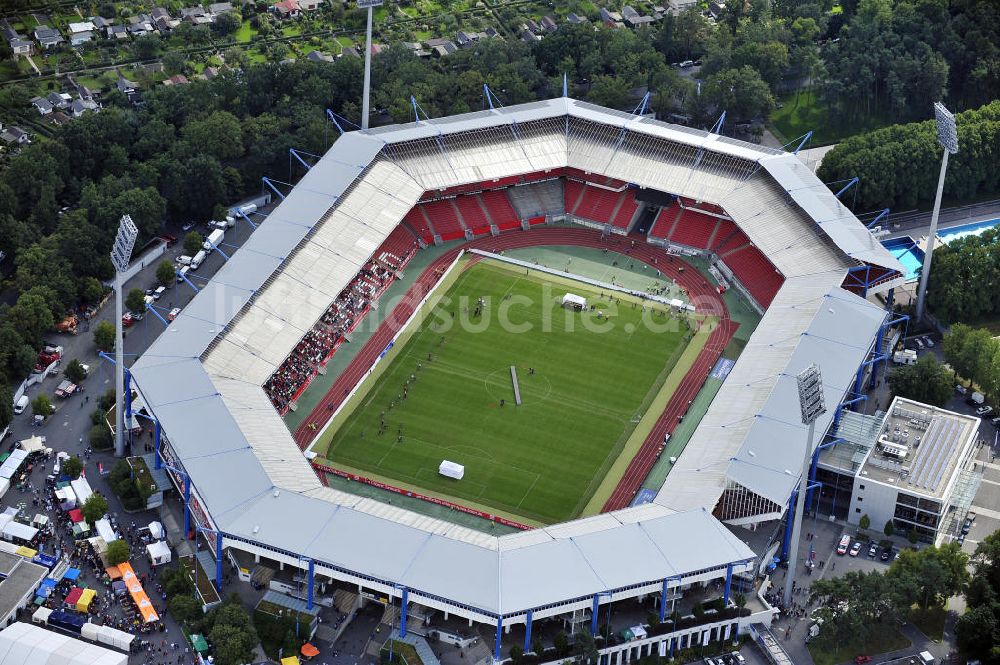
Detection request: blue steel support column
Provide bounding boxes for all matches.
[306,559,315,611]
[400,588,409,637]
[523,610,533,652]
[659,579,669,622]
[183,476,191,538]
[153,419,162,470]
[781,492,796,562]
[724,563,733,605]
[215,532,223,591]
[124,368,133,423]
[669,637,674,658]
[805,448,819,512]
[591,595,600,636]
[494,617,503,661]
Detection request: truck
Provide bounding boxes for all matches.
[970,391,985,406]
[190,250,207,270]
[203,228,224,253]
[54,380,77,398]
[893,349,917,365]
[34,345,63,373]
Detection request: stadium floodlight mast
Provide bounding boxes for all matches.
[357,0,383,130]
[110,214,138,457]
[915,102,959,322]
[784,363,826,608]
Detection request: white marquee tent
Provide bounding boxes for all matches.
[0,622,127,665]
[438,460,464,480]
[146,540,171,566]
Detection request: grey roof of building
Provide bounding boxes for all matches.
[131,98,899,615]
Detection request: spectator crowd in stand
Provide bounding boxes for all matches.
[265,253,405,412]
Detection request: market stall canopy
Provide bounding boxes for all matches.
[62,568,81,582]
[148,521,164,540]
[301,643,320,658]
[0,621,127,665]
[18,436,45,455]
[69,477,93,506]
[146,541,171,566]
[68,509,84,523]
[65,587,83,607]
[77,588,96,612]
[94,519,116,544]
[189,633,209,654]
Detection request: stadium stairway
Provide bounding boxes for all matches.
[647,202,683,240]
[404,206,438,245]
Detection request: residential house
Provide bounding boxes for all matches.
[306,50,334,63]
[524,18,540,34]
[622,6,656,25]
[401,42,430,58]
[566,13,588,24]
[180,6,207,19]
[163,74,189,85]
[68,22,96,46]
[151,8,171,21]
[340,46,360,58]
[208,2,234,14]
[127,15,155,35]
[70,97,99,117]
[482,27,499,38]
[599,8,624,26]
[201,66,220,79]
[9,37,32,56]
[272,0,301,18]
[33,26,64,49]
[520,28,539,43]
[47,111,71,127]
[455,30,479,47]
[431,42,457,57]
[708,1,725,19]
[153,17,173,33]
[299,0,322,10]
[30,97,53,115]
[667,0,698,13]
[0,126,30,145]
[539,15,558,32]
[187,14,213,25]
[116,75,138,94]
[91,16,112,30]
[46,92,71,109]
[108,25,130,40]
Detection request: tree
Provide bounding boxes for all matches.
[532,637,545,656]
[106,539,130,565]
[62,455,83,479]
[182,111,245,162]
[184,231,204,256]
[954,529,1000,664]
[859,514,871,531]
[162,50,188,76]
[884,520,894,538]
[93,321,115,353]
[553,631,569,656]
[213,11,242,35]
[0,386,12,430]
[889,542,969,610]
[65,359,87,384]
[81,493,109,524]
[586,75,630,109]
[572,631,598,664]
[908,529,920,545]
[126,288,147,314]
[169,594,203,625]
[132,34,161,60]
[887,354,953,406]
[156,260,176,286]
[698,66,775,123]
[509,645,523,663]
[7,289,56,346]
[32,394,53,418]
[89,423,113,450]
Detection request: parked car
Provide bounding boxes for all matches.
[181,221,195,232]
[976,405,993,416]
[849,542,862,557]
[837,534,851,555]
[956,384,968,395]
[991,416,1000,428]
[868,543,878,558]
[855,656,872,664]
[167,307,181,322]
[122,312,135,328]
[730,652,746,665]
[963,513,975,535]
[880,548,892,562]
[915,337,925,349]
[922,336,935,347]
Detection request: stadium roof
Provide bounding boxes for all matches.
[131,98,901,614]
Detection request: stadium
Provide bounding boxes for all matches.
[128,98,905,660]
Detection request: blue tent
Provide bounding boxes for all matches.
[62,568,81,582]
[35,578,57,598]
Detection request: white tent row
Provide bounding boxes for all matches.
[0,449,28,480]
[0,622,127,665]
[94,519,116,545]
[54,487,76,508]
[69,477,93,506]
[0,514,38,542]
[80,623,134,651]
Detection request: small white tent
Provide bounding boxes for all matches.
[561,293,587,310]
[146,540,171,566]
[438,460,465,480]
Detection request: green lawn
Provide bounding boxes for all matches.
[769,89,895,148]
[807,627,911,665]
[320,260,690,525]
[234,21,256,43]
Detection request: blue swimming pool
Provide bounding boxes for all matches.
[881,236,924,281]
[938,217,1000,244]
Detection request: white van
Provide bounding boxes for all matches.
[14,395,28,415]
[176,255,192,266]
[190,250,207,270]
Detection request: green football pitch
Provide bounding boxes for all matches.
[319,260,692,525]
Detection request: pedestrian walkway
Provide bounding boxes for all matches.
[389,629,442,665]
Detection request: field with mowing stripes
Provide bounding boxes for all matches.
[321,260,693,525]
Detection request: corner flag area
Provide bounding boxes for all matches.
[314,259,705,526]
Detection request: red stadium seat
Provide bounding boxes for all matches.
[422,199,466,241]
[724,245,783,308]
[669,208,719,250]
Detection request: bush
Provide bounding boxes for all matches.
[89,423,113,450]
[98,389,116,411]
[32,394,53,417]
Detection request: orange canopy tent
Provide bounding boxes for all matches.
[117,562,159,623]
[105,566,123,580]
[301,643,320,659]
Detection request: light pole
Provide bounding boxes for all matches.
[915,102,959,322]
[357,0,384,130]
[110,214,138,457]
[784,364,826,608]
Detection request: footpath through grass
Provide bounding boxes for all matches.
[320,260,691,525]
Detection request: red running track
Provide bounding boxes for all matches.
[293,228,736,513]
